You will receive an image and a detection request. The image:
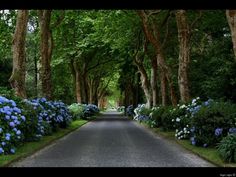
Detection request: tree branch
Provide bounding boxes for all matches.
[190,10,202,29]
[50,10,65,29]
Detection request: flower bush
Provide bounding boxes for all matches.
[190,101,236,147]
[149,106,167,128]
[0,96,24,155]
[18,100,48,141]
[29,98,72,131]
[133,104,151,122]
[82,104,100,119]
[126,105,134,116]
[0,96,73,155]
[68,103,86,120]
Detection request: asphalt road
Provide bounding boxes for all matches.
[11,111,214,167]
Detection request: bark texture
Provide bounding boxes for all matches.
[9,10,29,98]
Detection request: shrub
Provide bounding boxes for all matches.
[191,101,236,147]
[126,105,134,117]
[68,103,86,120]
[18,100,48,142]
[149,106,167,128]
[82,104,99,119]
[217,134,236,162]
[133,104,151,122]
[29,98,72,131]
[0,96,24,155]
[161,106,177,131]
[169,104,191,139]
[117,106,125,112]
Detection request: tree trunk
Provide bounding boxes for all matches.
[151,57,158,106]
[88,78,93,104]
[160,69,167,106]
[176,10,191,103]
[38,10,53,100]
[9,10,29,98]
[226,10,236,60]
[134,56,152,108]
[137,10,177,106]
[71,60,82,103]
[34,47,38,97]
[81,73,89,104]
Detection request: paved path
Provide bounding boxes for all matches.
[11,111,214,167]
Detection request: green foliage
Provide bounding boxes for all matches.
[192,101,236,146]
[161,107,176,131]
[217,134,236,163]
[0,87,22,104]
[68,103,86,120]
[149,106,168,128]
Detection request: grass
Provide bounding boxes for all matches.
[140,122,236,167]
[0,119,88,167]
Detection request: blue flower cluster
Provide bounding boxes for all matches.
[126,105,134,116]
[229,127,236,134]
[0,96,72,155]
[0,96,24,155]
[133,104,150,121]
[28,98,72,130]
[215,128,223,137]
[135,115,150,121]
[82,104,99,118]
[190,137,196,145]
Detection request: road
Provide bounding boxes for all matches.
[11,111,214,167]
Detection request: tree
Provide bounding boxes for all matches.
[137,10,177,106]
[176,10,191,103]
[226,10,236,60]
[38,10,53,99]
[9,10,29,98]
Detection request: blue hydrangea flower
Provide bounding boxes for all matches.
[1,142,6,146]
[0,128,2,133]
[21,116,26,121]
[5,115,10,120]
[16,130,21,135]
[9,122,15,127]
[190,127,195,133]
[215,128,223,137]
[5,136,10,141]
[10,148,15,154]
[0,147,4,154]
[229,128,236,134]
[6,111,12,115]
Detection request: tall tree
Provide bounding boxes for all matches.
[38,10,53,99]
[176,10,202,103]
[9,10,29,98]
[226,10,236,60]
[134,51,152,108]
[176,10,191,103]
[137,10,177,106]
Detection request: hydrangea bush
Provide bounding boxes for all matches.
[0,96,24,155]
[126,105,134,116]
[68,103,86,120]
[133,104,151,121]
[0,96,73,155]
[190,100,236,147]
[82,104,100,119]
